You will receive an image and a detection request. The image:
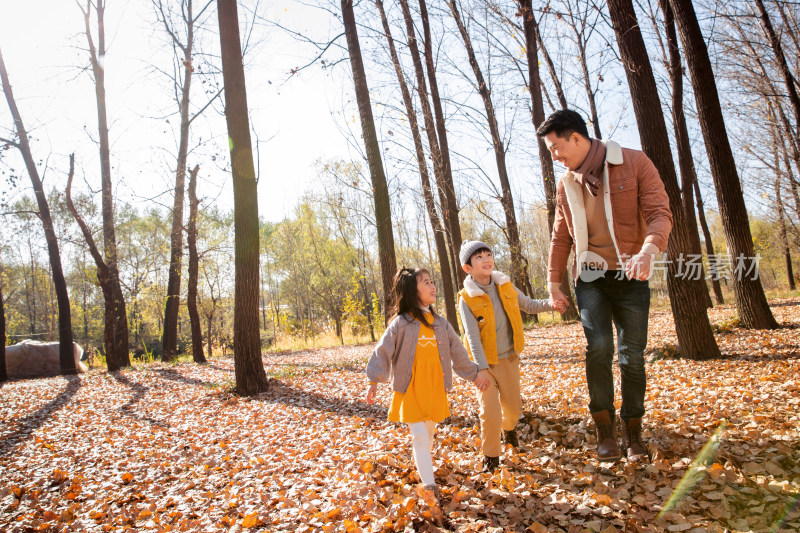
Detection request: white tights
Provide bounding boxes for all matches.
[408,420,436,487]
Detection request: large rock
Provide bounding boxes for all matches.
[4,340,88,379]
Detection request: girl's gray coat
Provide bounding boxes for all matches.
[366,313,478,393]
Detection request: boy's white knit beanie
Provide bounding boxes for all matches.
[459,240,492,266]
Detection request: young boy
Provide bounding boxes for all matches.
[458,240,565,472]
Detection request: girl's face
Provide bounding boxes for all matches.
[416,271,437,307]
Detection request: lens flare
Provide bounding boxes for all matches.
[770,494,800,532]
[657,420,727,518]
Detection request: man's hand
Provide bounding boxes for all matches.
[549,290,569,313]
[474,369,491,392]
[624,253,654,281]
[365,383,378,404]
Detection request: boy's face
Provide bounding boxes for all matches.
[463,249,494,277]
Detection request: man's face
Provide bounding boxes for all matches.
[543,131,585,171]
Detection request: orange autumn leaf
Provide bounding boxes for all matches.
[241,512,259,528]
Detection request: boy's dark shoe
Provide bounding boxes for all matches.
[483,455,499,472]
[503,429,519,448]
[622,417,649,463]
[591,410,621,461]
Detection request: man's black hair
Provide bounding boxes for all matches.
[467,247,492,266]
[536,109,590,140]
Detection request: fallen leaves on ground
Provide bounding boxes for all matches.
[1,299,799,532]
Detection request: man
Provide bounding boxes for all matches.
[538,109,672,462]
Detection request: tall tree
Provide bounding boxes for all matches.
[0,48,77,374]
[79,0,130,367]
[448,0,534,296]
[217,0,269,395]
[185,165,206,363]
[418,0,464,286]
[531,7,568,110]
[693,177,724,305]
[376,0,459,331]
[157,0,202,362]
[517,0,578,320]
[561,0,603,138]
[341,0,397,321]
[659,0,712,308]
[753,0,800,140]
[669,0,778,329]
[66,155,121,371]
[607,0,720,359]
[775,147,796,290]
[0,255,7,382]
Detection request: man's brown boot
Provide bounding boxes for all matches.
[622,418,648,463]
[591,410,621,461]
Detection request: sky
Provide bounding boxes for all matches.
[0,0,353,221]
[1,0,759,235]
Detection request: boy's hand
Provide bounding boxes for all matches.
[551,298,567,313]
[549,291,569,313]
[474,370,491,392]
[366,383,377,404]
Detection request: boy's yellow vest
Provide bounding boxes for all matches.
[458,279,524,365]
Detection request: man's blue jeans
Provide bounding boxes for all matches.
[574,270,650,422]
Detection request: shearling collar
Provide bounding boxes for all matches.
[463,271,511,298]
[567,140,623,182]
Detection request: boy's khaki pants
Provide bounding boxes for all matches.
[477,353,522,457]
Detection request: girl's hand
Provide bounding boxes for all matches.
[366,383,378,404]
[474,370,491,392]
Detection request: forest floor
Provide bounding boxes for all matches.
[1,299,799,532]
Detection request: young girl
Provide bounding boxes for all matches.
[366,267,490,498]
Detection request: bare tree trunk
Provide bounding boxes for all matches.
[341,0,397,322]
[532,11,568,110]
[1,48,77,374]
[217,0,269,395]
[186,165,206,363]
[398,0,460,296]
[775,151,796,290]
[661,0,712,308]
[206,312,214,361]
[66,154,120,371]
[80,0,130,367]
[517,0,578,320]
[774,0,800,58]
[0,264,6,382]
[377,0,459,332]
[160,0,197,362]
[693,178,724,305]
[448,0,533,296]
[780,139,800,224]
[563,1,602,138]
[754,0,800,137]
[669,0,778,329]
[607,0,720,359]
[418,0,464,287]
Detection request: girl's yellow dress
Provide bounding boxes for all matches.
[387,313,450,423]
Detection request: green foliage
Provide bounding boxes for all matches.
[342,275,369,337]
[372,292,384,337]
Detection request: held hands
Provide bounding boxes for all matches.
[548,291,569,313]
[365,383,378,405]
[474,369,491,392]
[624,253,654,281]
